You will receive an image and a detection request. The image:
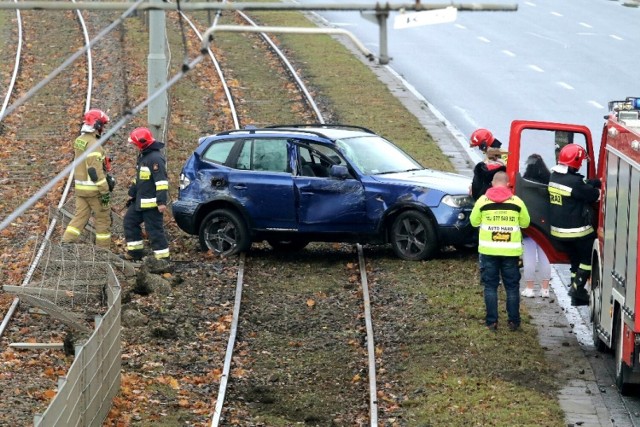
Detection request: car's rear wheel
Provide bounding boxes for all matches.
[267,239,309,252]
[390,210,437,261]
[199,209,250,257]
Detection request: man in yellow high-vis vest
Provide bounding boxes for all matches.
[470,171,530,332]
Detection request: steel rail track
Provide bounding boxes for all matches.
[0,0,23,118]
[0,2,94,338]
[175,7,379,424]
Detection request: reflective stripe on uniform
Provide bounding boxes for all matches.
[478,241,523,250]
[550,225,593,239]
[140,197,157,208]
[139,166,151,180]
[65,226,81,236]
[154,248,170,259]
[126,240,144,250]
[96,233,111,241]
[87,152,103,159]
[548,182,573,196]
[155,180,169,191]
[579,263,592,271]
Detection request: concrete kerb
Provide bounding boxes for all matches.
[307,13,625,426]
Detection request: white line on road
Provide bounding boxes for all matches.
[502,50,515,57]
[610,34,623,41]
[454,23,467,30]
[579,22,593,28]
[588,100,605,109]
[557,81,574,90]
[524,1,536,6]
[477,36,490,43]
[551,11,563,17]
[528,64,545,73]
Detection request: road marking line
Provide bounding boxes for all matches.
[551,11,563,17]
[528,64,545,72]
[454,23,466,30]
[502,50,515,57]
[588,100,604,109]
[477,36,490,43]
[579,22,593,28]
[610,34,623,40]
[557,81,574,90]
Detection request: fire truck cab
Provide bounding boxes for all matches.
[505,96,640,394]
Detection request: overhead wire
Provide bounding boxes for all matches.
[0,0,144,124]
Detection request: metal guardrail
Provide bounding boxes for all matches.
[33,265,122,427]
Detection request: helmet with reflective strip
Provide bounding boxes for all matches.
[557,144,588,169]
[470,128,495,151]
[83,109,110,132]
[128,127,155,150]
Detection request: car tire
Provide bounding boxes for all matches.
[390,210,437,261]
[267,239,309,252]
[199,209,250,257]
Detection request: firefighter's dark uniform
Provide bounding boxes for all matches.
[548,165,600,305]
[123,141,170,260]
[62,131,112,248]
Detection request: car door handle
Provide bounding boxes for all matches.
[233,184,247,190]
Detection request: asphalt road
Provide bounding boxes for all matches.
[297,0,640,153]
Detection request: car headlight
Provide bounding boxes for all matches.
[441,195,474,208]
[179,173,191,190]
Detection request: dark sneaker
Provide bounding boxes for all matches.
[508,321,520,331]
[487,323,497,332]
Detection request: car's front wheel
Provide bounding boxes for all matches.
[199,209,250,257]
[390,210,437,261]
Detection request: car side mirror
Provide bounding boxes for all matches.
[329,165,350,179]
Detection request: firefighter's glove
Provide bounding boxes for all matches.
[106,174,116,192]
[125,198,135,208]
[587,178,602,189]
[100,193,111,208]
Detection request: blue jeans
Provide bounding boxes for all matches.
[480,254,521,327]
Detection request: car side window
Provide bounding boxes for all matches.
[251,138,289,173]
[202,140,237,165]
[297,142,345,177]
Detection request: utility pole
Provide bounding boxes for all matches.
[147,0,167,139]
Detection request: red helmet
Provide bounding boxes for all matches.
[128,127,155,150]
[470,128,495,151]
[558,144,588,169]
[83,109,110,132]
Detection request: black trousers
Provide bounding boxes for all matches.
[123,206,168,259]
[553,234,594,288]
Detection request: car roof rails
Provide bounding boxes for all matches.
[265,123,376,134]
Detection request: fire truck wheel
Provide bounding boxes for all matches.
[614,310,632,395]
[589,263,607,352]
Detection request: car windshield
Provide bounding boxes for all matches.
[335,135,423,175]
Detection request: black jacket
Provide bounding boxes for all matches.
[471,160,506,200]
[548,167,600,240]
[128,141,168,211]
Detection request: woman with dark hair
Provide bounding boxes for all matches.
[521,154,552,298]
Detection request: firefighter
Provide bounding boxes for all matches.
[122,127,170,261]
[469,128,507,200]
[62,109,114,249]
[548,144,601,306]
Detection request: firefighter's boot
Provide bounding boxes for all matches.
[570,269,590,307]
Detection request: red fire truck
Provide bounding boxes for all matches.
[505,96,640,394]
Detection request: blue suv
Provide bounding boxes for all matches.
[173,125,476,260]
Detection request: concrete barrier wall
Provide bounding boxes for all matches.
[34,265,121,427]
